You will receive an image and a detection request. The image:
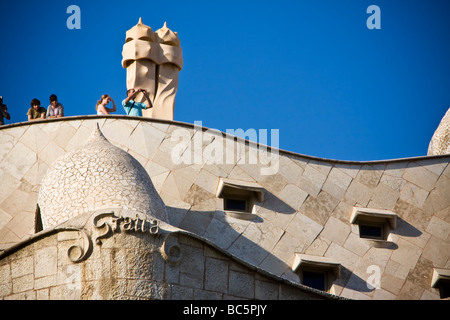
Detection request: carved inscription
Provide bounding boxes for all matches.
[93,212,159,245]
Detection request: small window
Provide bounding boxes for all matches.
[224,198,247,212]
[438,280,450,299]
[292,254,341,293]
[350,207,397,242]
[431,268,450,299]
[216,178,264,220]
[359,224,383,240]
[302,270,326,291]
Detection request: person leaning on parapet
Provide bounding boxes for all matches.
[46,94,64,118]
[27,98,46,121]
[122,88,153,116]
[95,94,117,115]
[0,96,11,125]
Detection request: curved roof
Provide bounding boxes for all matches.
[37,123,168,229]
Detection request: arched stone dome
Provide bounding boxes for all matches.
[38,123,168,229]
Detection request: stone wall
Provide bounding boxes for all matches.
[0,116,449,299]
[0,209,329,300]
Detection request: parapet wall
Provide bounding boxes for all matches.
[0,116,449,300]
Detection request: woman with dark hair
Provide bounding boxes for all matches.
[95,94,116,115]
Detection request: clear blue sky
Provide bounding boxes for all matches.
[1,0,449,161]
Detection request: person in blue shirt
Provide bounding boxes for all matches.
[122,88,153,116]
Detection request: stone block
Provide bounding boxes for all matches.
[279,184,308,211]
[390,238,422,270]
[228,271,254,299]
[205,258,228,292]
[370,182,400,210]
[320,216,350,246]
[345,180,373,207]
[12,274,34,293]
[426,216,450,240]
[297,164,327,197]
[343,232,370,257]
[286,213,323,248]
[34,246,57,278]
[422,236,449,267]
[255,279,279,299]
[403,164,439,192]
[11,255,33,279]
[397,280,424,300]
[301,191,339,225]
[355,164,384,188]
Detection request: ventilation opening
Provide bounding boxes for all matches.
[302,270,326,291]
[359,224,384,240]
[224,198,248,212]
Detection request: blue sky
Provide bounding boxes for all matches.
[0,0,449,161]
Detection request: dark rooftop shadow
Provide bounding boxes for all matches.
[392,217,422,238]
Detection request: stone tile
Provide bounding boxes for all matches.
[203,212,241,250]
[279,184,308,211]
[426,174,450,213]
[397,280,424,300]
[400,182,429,209]
[385,259,410,280]
[278,156,303,185]
[370,182,400,210]
[403,163,439,192]
[322,179,346,200]
[286,213,323,249]
[320,216,350,246]
[343,232,370,257]
[34,246,57,278]
[380,274,405,295]
[39,141,65,167]
[255,279,279,299]
[390,238,422,270]
[426,216,450,240]
[305,237,331,256]
[406,256,434,290]
[344,180,373,207]
[325,242,359,270]
[356,164,385,188]
[11,256,33,279]
[328,167,353,190]
[205,258,228,292]
[194,169,220,195]
[12,274,34,293]
[308,160,332,176]
[228,271,254,299]
[301,191,339,225]
[380,173,406,192]
[3,142,37,181]
[334,163,361,178]
[422,236,449,267]
[271,231,306,265]
[297,164,327,197]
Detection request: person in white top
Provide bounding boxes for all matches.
[95,94,116,115]
[46,94,64,118]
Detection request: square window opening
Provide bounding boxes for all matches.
[224,198,248,212]
[359,224,384,240]
[438,280,450,299]
[302,270,327,292]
